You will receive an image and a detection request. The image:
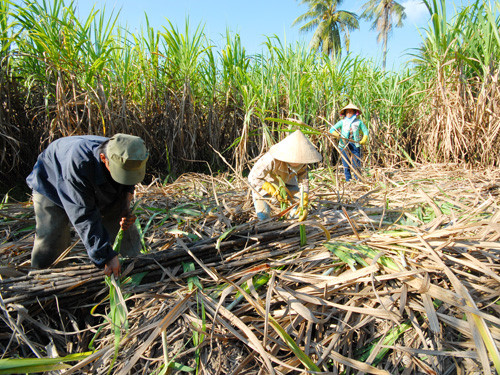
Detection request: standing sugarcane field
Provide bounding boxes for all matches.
[0,0,499,374]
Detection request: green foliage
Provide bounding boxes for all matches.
[354,320,412,365]
[1,0,500,178]
[292,0,359,58]
[0,352,93,374]
[325,241,400,271]
[181,261,206,373]
[182,261,203,291]
[361,0,407,69]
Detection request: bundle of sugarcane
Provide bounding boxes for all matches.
[0,205,385,306]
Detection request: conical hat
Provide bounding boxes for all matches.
[269,130,322,164]
[340,102,362,116]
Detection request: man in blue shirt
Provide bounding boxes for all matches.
[26,134,149,277]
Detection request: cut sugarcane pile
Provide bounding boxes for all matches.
[0,164,499,374]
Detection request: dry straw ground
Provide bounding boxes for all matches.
[1,164,499,374]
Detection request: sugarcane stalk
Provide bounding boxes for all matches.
[299,185,307,246]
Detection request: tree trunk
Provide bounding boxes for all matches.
[382,8,389,70]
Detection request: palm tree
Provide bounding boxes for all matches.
[292,0,359,58]
[361,0,406,69]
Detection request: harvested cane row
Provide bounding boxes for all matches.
[0,165,499,374]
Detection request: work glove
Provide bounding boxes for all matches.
[331,130,340,138]
[262,181,277,196]
[298,208,308,222]
[360,134,368,145]
[262,182,288,204]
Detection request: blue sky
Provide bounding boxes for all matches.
[73,0,468,70]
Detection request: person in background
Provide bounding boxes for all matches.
[248,130,322,221]
[26,133,149,277]
[329,103,369,182]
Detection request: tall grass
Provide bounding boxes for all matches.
[412,0,500,165]
[0,0,24,177]
[1,0,499,187]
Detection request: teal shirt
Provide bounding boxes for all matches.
[329,117,369,149]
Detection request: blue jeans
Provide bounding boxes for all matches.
[340,143,361,182]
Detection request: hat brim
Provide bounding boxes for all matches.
[340,104,362,116]
[108,158,146,185]
[269,131,322,164]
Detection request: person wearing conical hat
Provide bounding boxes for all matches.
[329,102,369,182]
[248,130,322,221]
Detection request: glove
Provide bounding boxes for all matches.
[262,181,277,196]
[331,130,340,138]
[360,134,368,145]
[298,208,308,222]
[262,182,288,204]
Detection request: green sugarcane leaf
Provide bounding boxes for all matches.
[0,352,92,374]
[264,118,321,135]
[300,224,307,246]
[182,262,203,291]
[356,321,412,365]
[216,224,246,250]
[121,272,147,287]
[235,273,270,298]
[326,243,358,270]
[168,362,195,371]
[112,228,124,253]
[267,315,321,372]
[356,245,400,271]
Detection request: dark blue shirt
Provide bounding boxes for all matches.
[26,135,134,267]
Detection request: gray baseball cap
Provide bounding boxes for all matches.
[106,134,149,185]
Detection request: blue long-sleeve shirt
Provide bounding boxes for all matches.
[26,135,134,267]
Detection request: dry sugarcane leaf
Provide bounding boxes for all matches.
[421,292,440,334]
[273,287,320,323]
[117,291,193,375]
[200,291,275,374]
[417,235,500,374]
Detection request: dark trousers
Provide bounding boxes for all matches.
[31,192,141,268]
[340,143,362,182]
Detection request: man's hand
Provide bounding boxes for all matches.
[120,213,136,231]
[104,255,121,277]
[118,192,136,231]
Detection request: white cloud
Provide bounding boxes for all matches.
[401,0,429,25]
